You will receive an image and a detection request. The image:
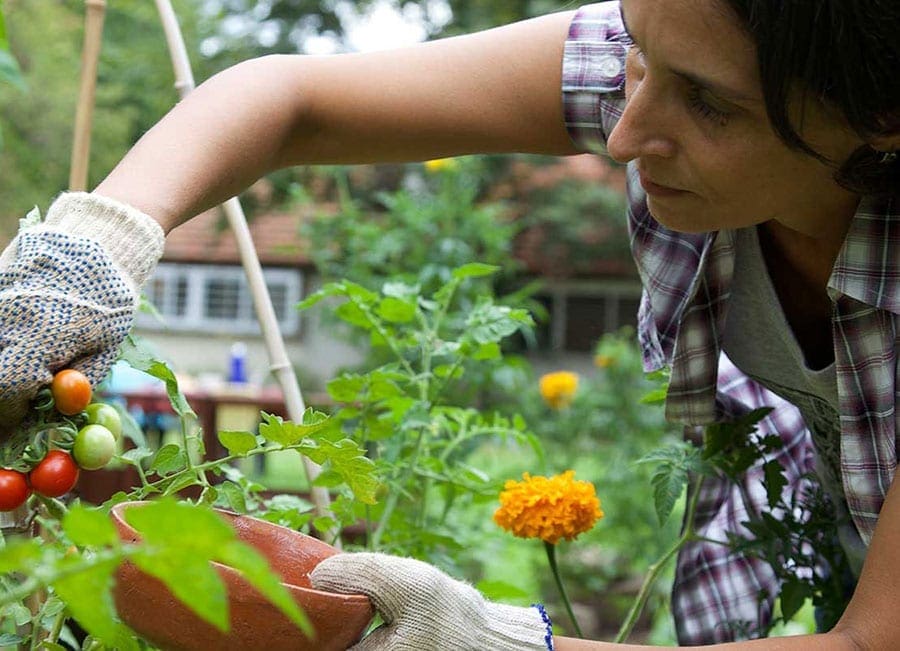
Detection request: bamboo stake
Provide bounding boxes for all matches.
[69,0,106,191]
[152,0,337,542]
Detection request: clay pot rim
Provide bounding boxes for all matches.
[110,500,370,604]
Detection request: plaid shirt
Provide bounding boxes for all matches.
[563,2,900,644]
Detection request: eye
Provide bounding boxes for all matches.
[687,85,730,127]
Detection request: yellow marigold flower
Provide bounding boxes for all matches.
[493,470,603,544]
[539,371,579,409]
[423,157,458,173]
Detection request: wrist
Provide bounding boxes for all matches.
[482,602,555,650]
[43,192,166,289]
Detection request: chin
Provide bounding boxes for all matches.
[646,198,716,234]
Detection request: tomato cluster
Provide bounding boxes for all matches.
[0,369,123,512]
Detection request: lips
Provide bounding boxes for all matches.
[637,169,688,197]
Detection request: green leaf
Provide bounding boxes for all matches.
[452,263,499,279]
[639,387,668,405]
[258,410,332,447]
[327,375,365,402]
[377,296,416,323]
[126,500,234,632]
[763,459,788,509]
[161,472,202,497]
[477,580,530,602]
[779,578,808,621]
[124,499,310,637]
[471,342,501,360]
[296,438,379,504]
[37,643,66,651]
[218,430,258,457]
[0,50,25,92]
[120,447,153,465]
[118,336,195,418]
[649,464,688,526]
[149,444,187,475]
[0,538,41,572]
[53,557,125,648]
[3,601,31,626]
[215,541,312,638]
[219,481,248,513]
[62,505,118,547]
[464,301,532,345]
[382,281,419,299]
[0,634,23,647]
[335,301,373,329]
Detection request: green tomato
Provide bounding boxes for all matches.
[84,403,122,440]
[73,424,117,470]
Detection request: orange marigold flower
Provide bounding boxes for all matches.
[493,470,603,544]
[539,371,579,409]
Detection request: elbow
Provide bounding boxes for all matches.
[830,619,889,651]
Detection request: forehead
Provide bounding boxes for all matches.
[620,0,760,94]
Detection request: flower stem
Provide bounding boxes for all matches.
[613,474,705,643]
[544,541,583,638]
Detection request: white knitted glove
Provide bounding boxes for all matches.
[0,192,165,429]
[310,553,554,651]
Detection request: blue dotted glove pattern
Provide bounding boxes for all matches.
[0,230,135,405]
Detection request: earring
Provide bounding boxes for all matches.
[878,150,898,164]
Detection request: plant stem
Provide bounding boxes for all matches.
[544,541,583,638]
[371,426,430,549]
[614,474,705,643]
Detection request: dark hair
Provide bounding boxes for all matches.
[722,0,900,194]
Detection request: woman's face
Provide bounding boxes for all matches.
[607,0,864,238]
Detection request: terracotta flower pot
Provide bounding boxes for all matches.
[110,501,374,651]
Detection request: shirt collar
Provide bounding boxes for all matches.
[828,194,900,312]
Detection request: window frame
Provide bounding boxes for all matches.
[136,262,303,336]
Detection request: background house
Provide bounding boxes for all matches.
[135,154,641,388]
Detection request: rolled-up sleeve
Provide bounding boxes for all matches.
[562,2,630,154]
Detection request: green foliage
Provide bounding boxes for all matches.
[0,334,376,648]
[635,405,852,639]
[0,1,207,236]
[304,160,521,300]
[518,176,631,276]
[300,265,541,557]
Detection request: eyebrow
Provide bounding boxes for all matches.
[618,1,762,105]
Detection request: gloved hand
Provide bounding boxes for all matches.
[0,192,165,432]
[310,552,554,650]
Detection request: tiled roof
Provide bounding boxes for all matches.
[163,203,335,268]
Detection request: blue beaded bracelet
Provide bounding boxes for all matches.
[532,603,554,650]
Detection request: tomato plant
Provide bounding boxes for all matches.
[50,369,92,416]
[0,469,29,511]
[84,403,122,440]
[28,450,79,498]
[72,424,116,470]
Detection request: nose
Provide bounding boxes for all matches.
[606,73,677,163]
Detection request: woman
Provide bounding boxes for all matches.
[1,0,898,648]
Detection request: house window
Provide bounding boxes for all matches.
[137,263,303,336]
[509,280,642,353]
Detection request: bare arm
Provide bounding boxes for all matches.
[94,11,578,233]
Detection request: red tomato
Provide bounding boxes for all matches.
[29,451,79,498]
[50,369,92,416]
[0,470,30,511]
